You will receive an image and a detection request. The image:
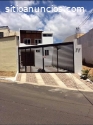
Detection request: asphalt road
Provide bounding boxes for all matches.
[0,82,93,124]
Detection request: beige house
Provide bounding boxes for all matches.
[0,26,19,75]
[63,33,84,43]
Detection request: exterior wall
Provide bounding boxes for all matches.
[35,47,53,68]
[35,48,43,68]
[78,29,93,65]
[74,39,82,74]
[9,30,16,36]
[0,36,18,72]
[44,47,53,66]
[16,31,19,36]
[0,28,19,37]
[20,30,42,45]
[42,31,53,44]
[52,44,74,72]
[0,28,9,37]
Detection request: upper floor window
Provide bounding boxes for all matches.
[0,32,4,38]
[23,38,31,45]
[35,39,42,45]
[43,34,52,37]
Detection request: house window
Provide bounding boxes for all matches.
[43,34,52,37]
[45,50,49,56]
[23,38,31,45]
[17,36,19,40]
[35,39,41,45]
[36,50,40,52]
[0,32,3,38]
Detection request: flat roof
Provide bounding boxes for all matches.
[20,30,43,33]
[0,35,17,39]
[0,26,9,29]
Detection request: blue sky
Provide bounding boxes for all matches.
[0,1,93,11]
[0,0,93,42]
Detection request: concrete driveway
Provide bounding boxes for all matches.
[16,73,93,92]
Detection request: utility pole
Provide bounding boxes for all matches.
[76,27,80,39]
[75,9,93,40]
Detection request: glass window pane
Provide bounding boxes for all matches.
[28,39,30,44]
[24,39,27,44]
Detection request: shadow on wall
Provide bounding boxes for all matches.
[83,58,93,67]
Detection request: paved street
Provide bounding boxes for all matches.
[0,81,93,124]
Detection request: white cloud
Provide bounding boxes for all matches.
[14,0,39,7]
[0,4,93,42]
[0,12,44,31]
[44,6,93,41]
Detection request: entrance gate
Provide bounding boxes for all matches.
[18,42,74,73]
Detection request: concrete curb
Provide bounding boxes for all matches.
[0,77,15,82]
[0,71,18,82]
[14,80,93,92]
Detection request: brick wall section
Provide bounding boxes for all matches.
[0,36,17,72]
[20,31,42,45]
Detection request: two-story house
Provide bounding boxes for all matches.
[19,30,53,72]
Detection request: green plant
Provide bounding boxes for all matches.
[80,69,91,80]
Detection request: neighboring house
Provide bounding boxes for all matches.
[0,26,19,73]
[63,29,93,65]
[63,33,84,43]
[77,28,93,65]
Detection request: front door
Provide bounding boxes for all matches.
[21,50,35,66]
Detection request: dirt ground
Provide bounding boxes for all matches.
[82,65,93,76]
[0,71,16,77]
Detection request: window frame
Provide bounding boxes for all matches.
[43,34,53,37]
[36,49,40,52]
[45,50,49,56]
[0,32,4,38]
[34,39,42,45]
[23,38,31,45]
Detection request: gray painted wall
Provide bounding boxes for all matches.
[52,44,74,72]
[35,48,43,68]
[44,47,53,66]
[35,47,53,68]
